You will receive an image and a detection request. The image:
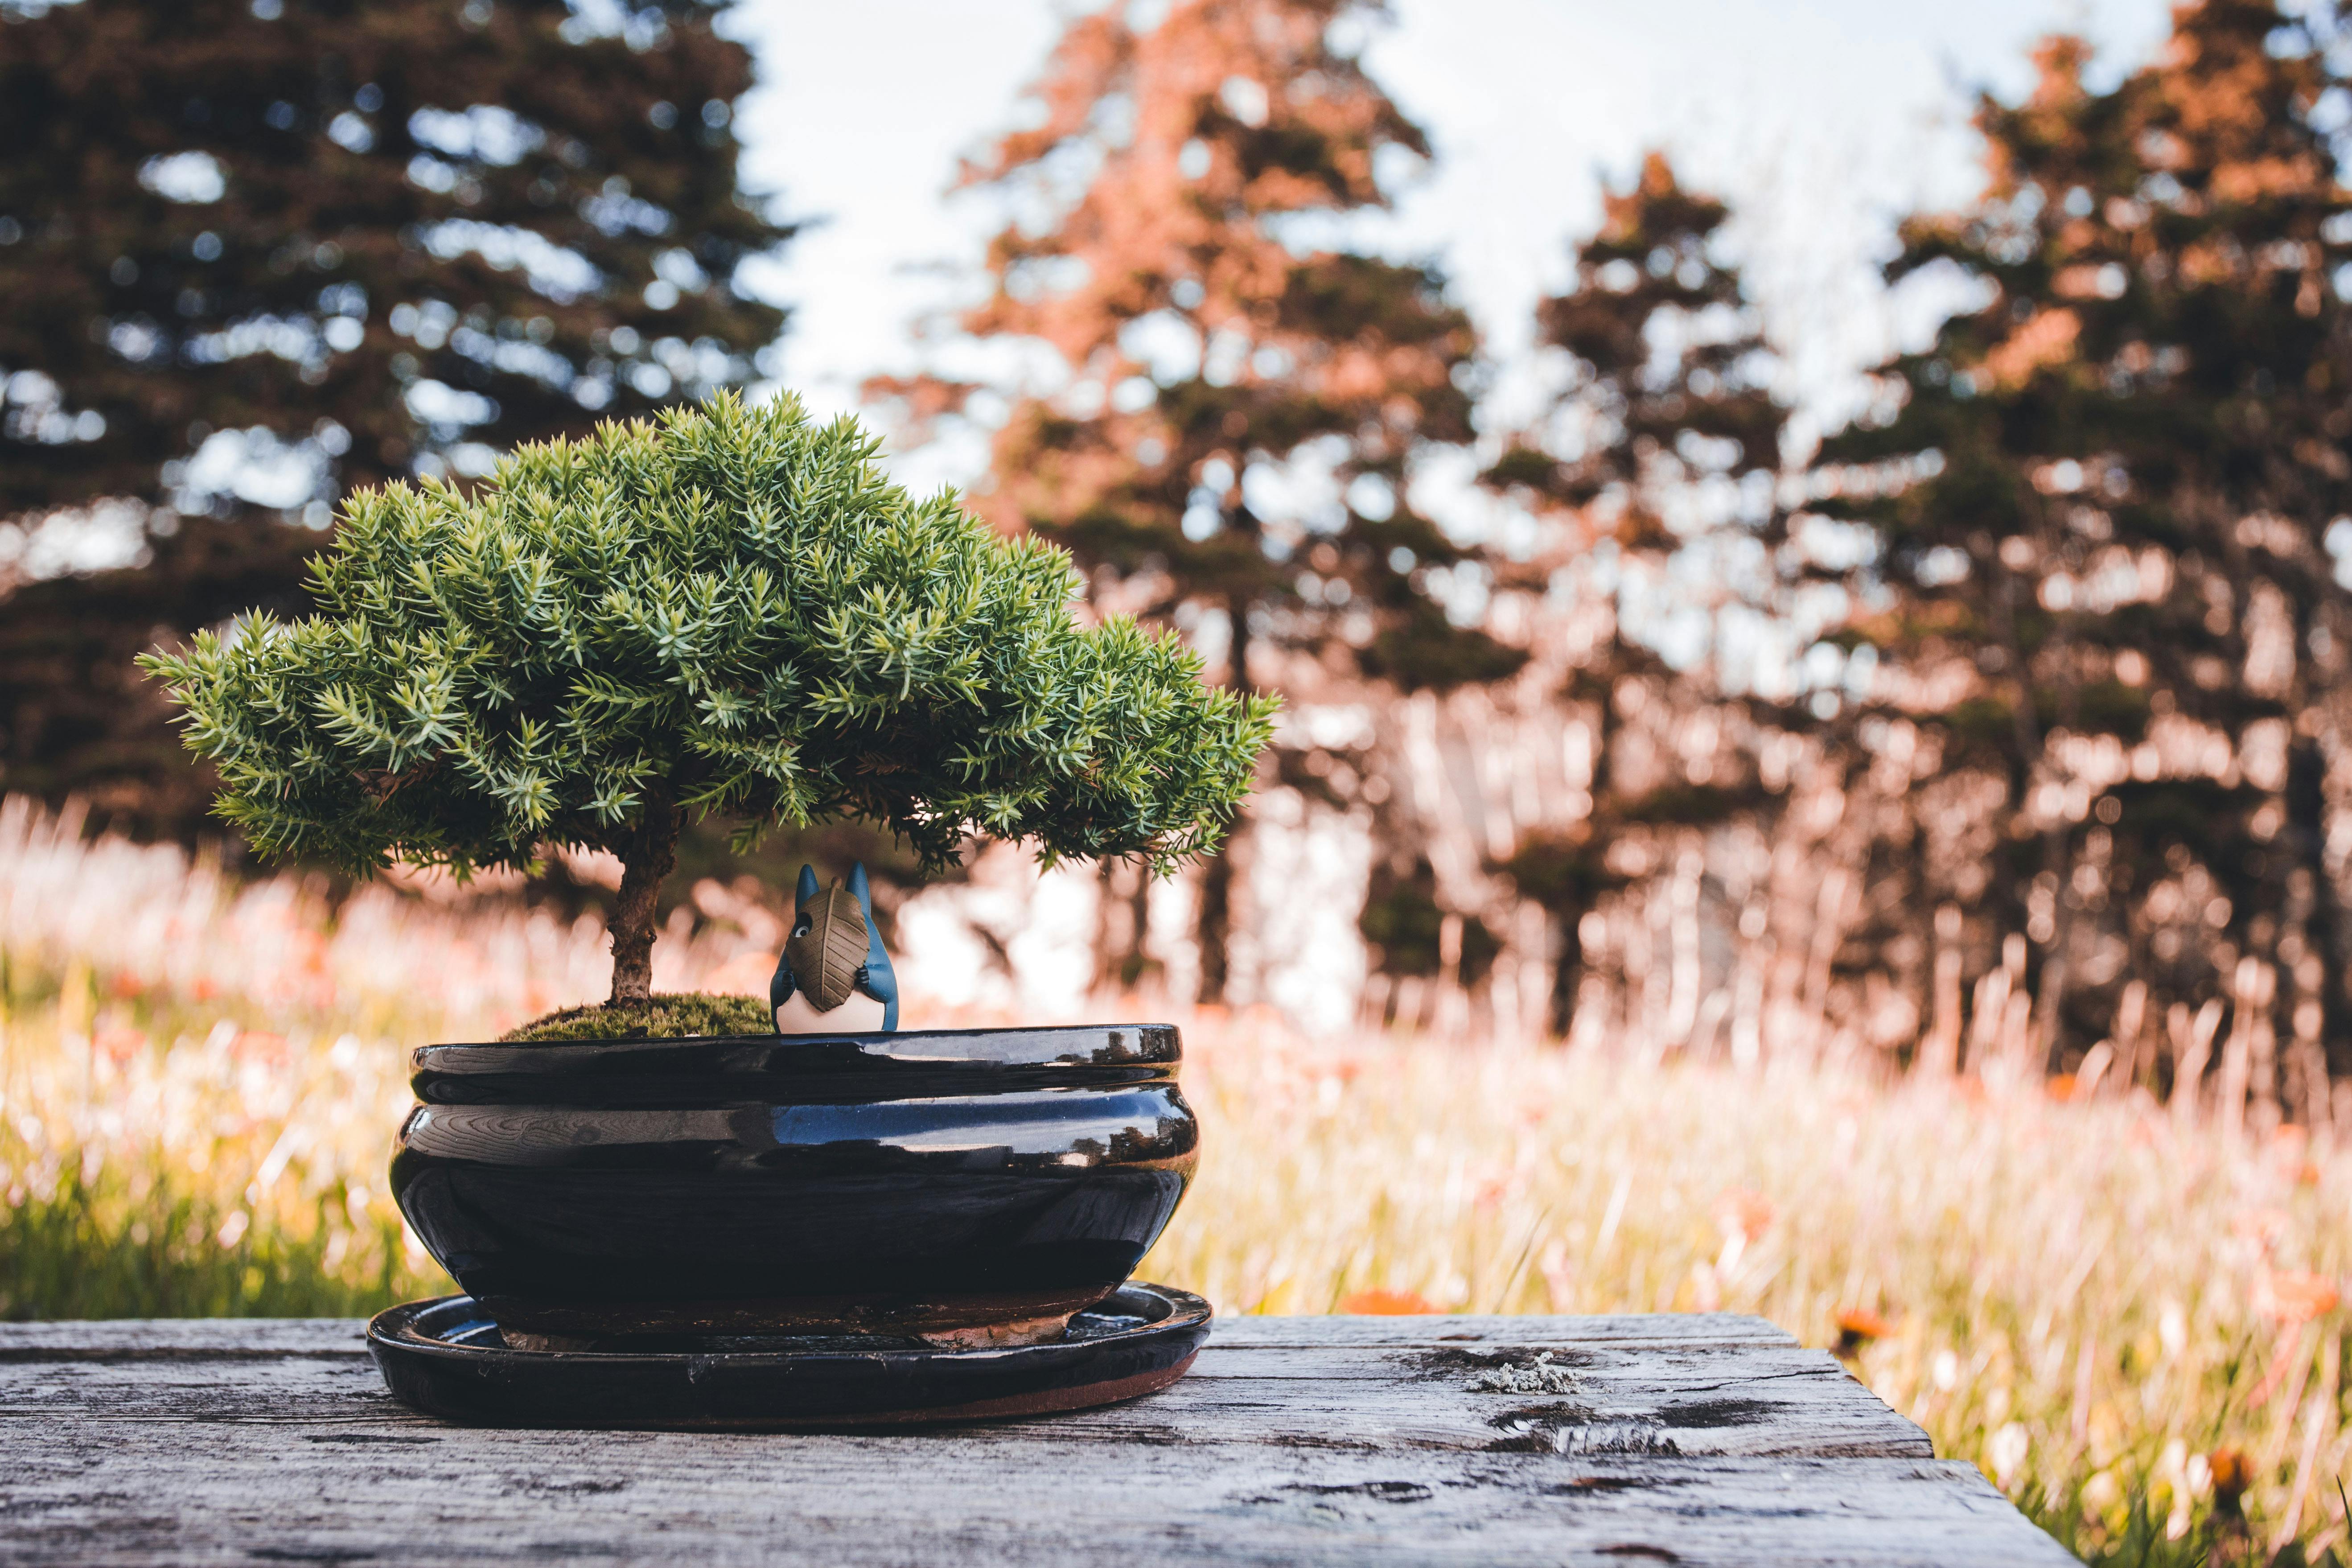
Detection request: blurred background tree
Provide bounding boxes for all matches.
[869,0,1519,1000]
[1814,0,2352,1105]
[1483,154,1790,1032]
[0,0,791,838]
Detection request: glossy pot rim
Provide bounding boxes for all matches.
[411,1023,1181,1084]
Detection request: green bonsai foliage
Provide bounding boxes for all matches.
[144,393,1277,1006]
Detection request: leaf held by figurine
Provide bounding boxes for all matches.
[771,863,898,1033]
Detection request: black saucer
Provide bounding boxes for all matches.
[368,1283,1212,1430]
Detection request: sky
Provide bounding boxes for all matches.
[722,0,2179,492]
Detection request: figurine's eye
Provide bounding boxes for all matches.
[792,916,810,938]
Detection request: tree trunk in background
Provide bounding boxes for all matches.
[1550,908,1584,1037]
[2290,733,2350,1078]
[1197,852,1235,1006]
[1197,595,1254,1007]
[606,788,681,1006]
[1092,859,1155,996]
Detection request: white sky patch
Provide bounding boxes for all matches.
[185,314,321,367]
[3,368,106,445]
[1118,310,1202,383]
[139,150,226,205]
[2327,518,2352,591]
[405,379,500,429]
[419,220,601,303]
[1239,434,1352,537]
[408,105,546,167]
[0,499,154,584]
[176,427,329,512]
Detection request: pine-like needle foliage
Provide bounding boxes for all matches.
[143,393,1276,997]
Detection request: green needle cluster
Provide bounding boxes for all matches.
[144,393,1276,895]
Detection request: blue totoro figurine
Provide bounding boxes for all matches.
[770,862,898,1033]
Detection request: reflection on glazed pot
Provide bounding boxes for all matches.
[389,1025,1199,1337]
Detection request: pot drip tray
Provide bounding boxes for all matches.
[367,1283,1212,1430]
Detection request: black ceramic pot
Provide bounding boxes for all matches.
[389,1025,1198,1338]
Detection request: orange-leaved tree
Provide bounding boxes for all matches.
[874,0,1517,1000]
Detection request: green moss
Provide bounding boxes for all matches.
[498,992,773,1043]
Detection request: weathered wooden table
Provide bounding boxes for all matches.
[2,1312,2072,1565]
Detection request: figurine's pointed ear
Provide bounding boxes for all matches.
[795,864,819,910]
[847,862,872,918]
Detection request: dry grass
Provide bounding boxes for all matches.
[4,798,2348,1563]
[1159,1016,2350,1562]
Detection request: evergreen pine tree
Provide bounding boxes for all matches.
[144,395,1276,1005]
[871,0,1516,1000]
[1482,154,1790,1029]
[0,0,791,834]
[1816,0,2352,1096]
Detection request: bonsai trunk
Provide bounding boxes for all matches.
[607,789,682,1007]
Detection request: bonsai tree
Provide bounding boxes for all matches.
[143,393,1277,1013]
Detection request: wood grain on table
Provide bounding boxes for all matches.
[0,1312,2076,1566]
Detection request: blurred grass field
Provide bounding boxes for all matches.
[4,798,2349,1564]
